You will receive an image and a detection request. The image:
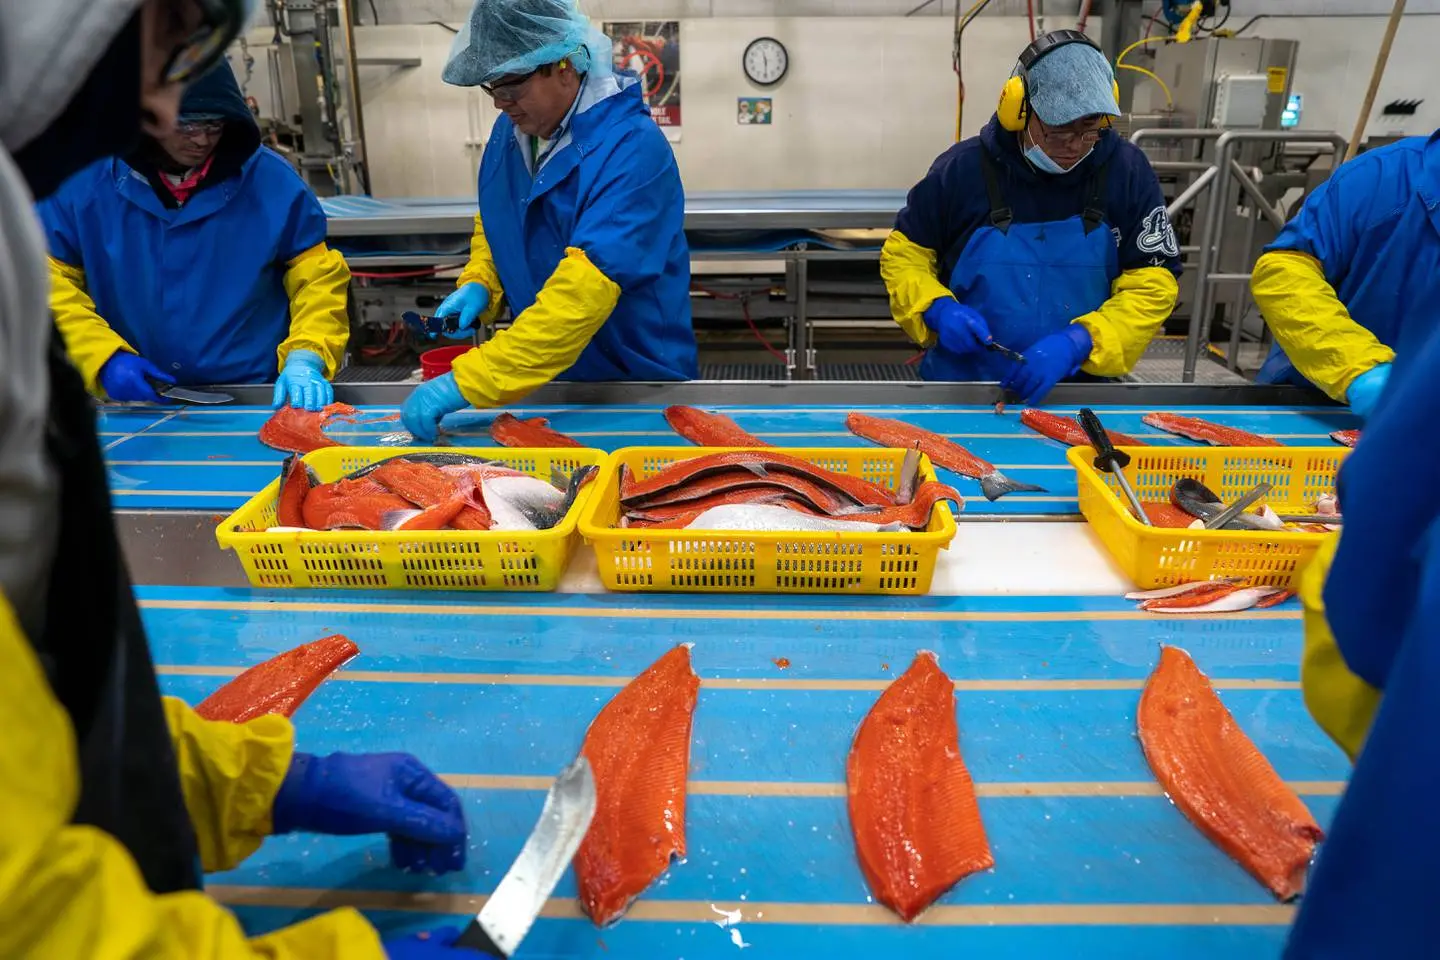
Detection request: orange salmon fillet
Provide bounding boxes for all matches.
[194,635,358,723]
[847,651,993,922]
[664,405,770,447]
[575,645,700,926]
[1138,646,1323,899]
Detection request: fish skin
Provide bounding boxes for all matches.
[1142,412,1283,447]
[845,412,1046,502]
[576,644,700,927]
[473,463,596,531]
[621,451,899,510]
[301,478,415,531]
[1138,646,1323,899]
[1144,586,1284,614]
[663,405,770,447]
[489,412,584,448]
[194,635,359,723]
[369,459,491,530]
[1330,429,1360,448]
[1125,578,1244,601]
[651,481,963,531]
[1140,582,1247,610]
[618,465,858,515]
[1020,408,1147,447]
[1254,589,1294,609]
[258,403,355,454]
[847,651,993,923]
[276,455,314,528]
[623,488,796,524]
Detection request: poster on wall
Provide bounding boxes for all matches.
[737,97,773,125]
[604,21,681,128]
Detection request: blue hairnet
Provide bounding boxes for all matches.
[443,0,612,87]
[1026,42,1120,125]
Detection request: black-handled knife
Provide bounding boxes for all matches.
[403,310,467,338]
[1078,407,1152,526]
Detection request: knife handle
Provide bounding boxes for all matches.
[1078,407,1130,471]
[453,919,508,956]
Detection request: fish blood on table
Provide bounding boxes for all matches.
[575,644,700,927]
[489,412,583,448]
[1137,646,1323,899]
[194,635,359,723]
[1141,412,1282,447]
[663,405,770,447]
[847,652,993,922]
[1020,408,1146,447]
[845,412,1045,501]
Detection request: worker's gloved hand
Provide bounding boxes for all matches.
[924,298,993,357]
[402,372,470,444]
[433,282,490,339]
[273,349,333,412]
[99,352,174,403]
[1002,325,1094,404]
[1346,362,1392,420]
[384,928,467,958]
[271,752,468,874]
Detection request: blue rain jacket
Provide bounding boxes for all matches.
[1258,132,1440,388]
[478,75,697,382]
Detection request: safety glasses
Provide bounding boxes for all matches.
[1035,116,1111,150]
[159,0,249,86]
[175,118,226,138]
[480,69,540,103]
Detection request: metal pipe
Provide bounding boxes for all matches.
[1151,161,1214,172]
[1129,128,1224,147]
[337,0,370,193]
[1227,159,1285,229]
[1166,165,1218,219]
[1228,193,1262,370]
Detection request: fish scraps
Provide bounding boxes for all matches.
[1142,413,1282,447]
[664,405,770,447]
[489,412,583,448]
[846,412,1045,501]
[1126,580,1293,613]
[259,405,404,454]
[194,634,358,723]
[1138,646,1323,899]
[273,453,595,533]
[1330,429,1360,448]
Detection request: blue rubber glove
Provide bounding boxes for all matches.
[384,927,467,959]
[402,372,470,444]
[924,298,993,357]
[271,752,468,874]
[98,352,174,403]
[1346,362,1391,420]
[433,282,490,339]
[1001,325,1093,404]
[272,348,333,412]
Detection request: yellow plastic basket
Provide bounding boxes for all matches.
[216,446,606,591]
[578,447,958,595]
[1068,444,1348,590]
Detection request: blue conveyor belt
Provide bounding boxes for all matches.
[139,586,1343,956]
[100,403,1361,515]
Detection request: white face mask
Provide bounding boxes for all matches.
[1023,131,1093,175]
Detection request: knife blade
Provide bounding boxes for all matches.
[1203,481,1274,530]
[152,383,235,404]
[986,339,1026,364]
[454,756,597,956]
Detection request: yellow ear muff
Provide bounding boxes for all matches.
[997,74,1028,132]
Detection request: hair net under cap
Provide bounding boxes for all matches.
[1025,41,1120,125]
[443,0,611,87]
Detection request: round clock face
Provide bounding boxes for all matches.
[744,37,788,86]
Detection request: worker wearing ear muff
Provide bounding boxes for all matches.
[881,30,1181,402]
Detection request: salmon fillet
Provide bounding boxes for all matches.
[1138,646,1323,899]
[1021,408,1146,447]
[663,405,770,447]
[194,635,358,723]
[1142,412,1282,447]
[489,412,584,448]
[575,645,700,926]
[847,651,993,922]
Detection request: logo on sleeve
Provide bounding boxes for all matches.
[1137,206,1179,259]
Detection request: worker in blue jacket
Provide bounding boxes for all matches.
[401,0,697,443]
[1286,315,1440,956]
[882,30,1181,403]
[38,62,350,410]
[1251,132,1440,420]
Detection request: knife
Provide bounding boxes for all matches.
[403,310,468,339]
[986,339,1026,364]
[1203,482,1273,531]
[147,380,235,404]
[454,756,597,956]
[1078,407,1152,526]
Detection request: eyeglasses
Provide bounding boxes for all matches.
[159,0,247,86]
[175,118,226,139]
[1035,117,1109,149]
[480,70,540,103]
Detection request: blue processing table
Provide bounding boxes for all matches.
[109,402,1358,957]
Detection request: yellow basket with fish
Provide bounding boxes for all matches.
[1068,445,1348,590]
[578,446,958,595]
[216,446,607,591]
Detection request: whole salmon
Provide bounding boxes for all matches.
[845,412,1045,502]
[194,634,359,723]
[1021,408,1146,447]
[1142,412,1282,447]
[489,412,583,448]
[663,405,770,447]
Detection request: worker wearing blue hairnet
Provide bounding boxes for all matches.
[882,31,1180,404]
[38,62,350,411]
[401,0,697,443]
[1250,133,1440,420]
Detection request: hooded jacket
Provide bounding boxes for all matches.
[0,2,383,956]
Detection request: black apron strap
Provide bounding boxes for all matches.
[979,151,1013,234]
[1082,159,1111,235]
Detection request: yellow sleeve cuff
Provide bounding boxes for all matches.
[1251,250,1394,401]
[1074,266,1179,377]
[456,212,507,328]
[162,697,295,874]
[452,246,620,408]
[879,230,950,348]
[48,257,135,396]
[280,243,351,378]
[1299,533,1381,762]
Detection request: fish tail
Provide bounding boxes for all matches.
[380,509,424,531]
[978,470,1047,502]
[896,446,922,504]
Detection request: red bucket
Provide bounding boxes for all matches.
[420,345,471,381]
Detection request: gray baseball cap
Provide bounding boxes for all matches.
[1027,41,1120,125]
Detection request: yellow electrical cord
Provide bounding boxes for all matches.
[1118,63,1174,108]
[1117,34,1173,67]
